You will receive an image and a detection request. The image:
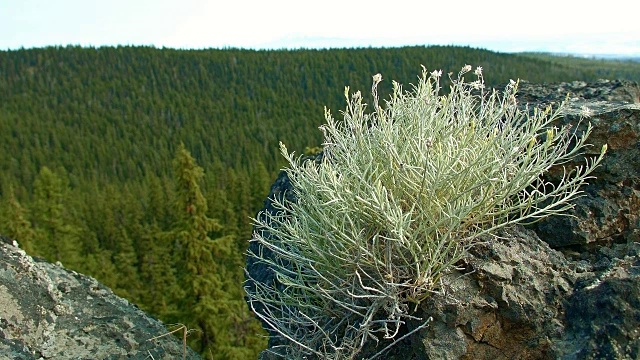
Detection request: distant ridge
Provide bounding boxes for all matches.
[521,51,640,62]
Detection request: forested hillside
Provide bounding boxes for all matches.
[1,45,638,358]
[518,52,640,80]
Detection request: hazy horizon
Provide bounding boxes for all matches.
[1,0,638,57]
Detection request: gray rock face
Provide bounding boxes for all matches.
[0,238,200,360]
[247,79,640,359]
[557,242,640,359]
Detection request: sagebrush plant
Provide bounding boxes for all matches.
[246,65,607,359]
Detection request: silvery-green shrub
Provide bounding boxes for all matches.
[246,65,606,359]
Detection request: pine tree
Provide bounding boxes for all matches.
[145,174,168,226]
[0,187,37,254]
[111,227,141,300]
[171,143,234,356]
[31,166,81,267]
[137,223,183,317]
[84,248,119,289]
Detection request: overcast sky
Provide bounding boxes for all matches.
[1,0,638,55]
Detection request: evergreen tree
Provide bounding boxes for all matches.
[31,166,81,267]
[144,174,174,229]
[137,223,183,317]
[72,183,119,281]
[0,187,37,254]
[84,248,119,289]
[111,227,141,300]
[111,189,144,302]
[171,143,234,356]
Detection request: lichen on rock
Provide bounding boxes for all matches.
[0,236,200,360]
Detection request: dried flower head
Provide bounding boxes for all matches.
[580,105,593,118]
[470,80,485,90]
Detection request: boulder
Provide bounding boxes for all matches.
[521,79,640,249]
[0,236,200,360]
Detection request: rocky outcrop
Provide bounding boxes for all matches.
[521,79,640,250]
[247,79,640,359]
[359,229,640,360]
[0,236,200,360]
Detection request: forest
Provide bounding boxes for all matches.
[1,45,639,358]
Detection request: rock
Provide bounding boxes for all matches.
[521,80,640,249]
[349,226,573,360]
[247,79,640,359]
[555,242,640,359]
[356,229,640,360]
[0,237,201,360]
[516,79,640,105]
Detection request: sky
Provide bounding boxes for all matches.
[1,0,639,56]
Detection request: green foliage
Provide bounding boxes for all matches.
[0,45,629,358]
[0,187,36,254]
[248,66,606,359]
[171,144,265,358]
[138,224,182,315]
[0,46,636,191]
[172,143,225,354]
[31,166,82,267]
